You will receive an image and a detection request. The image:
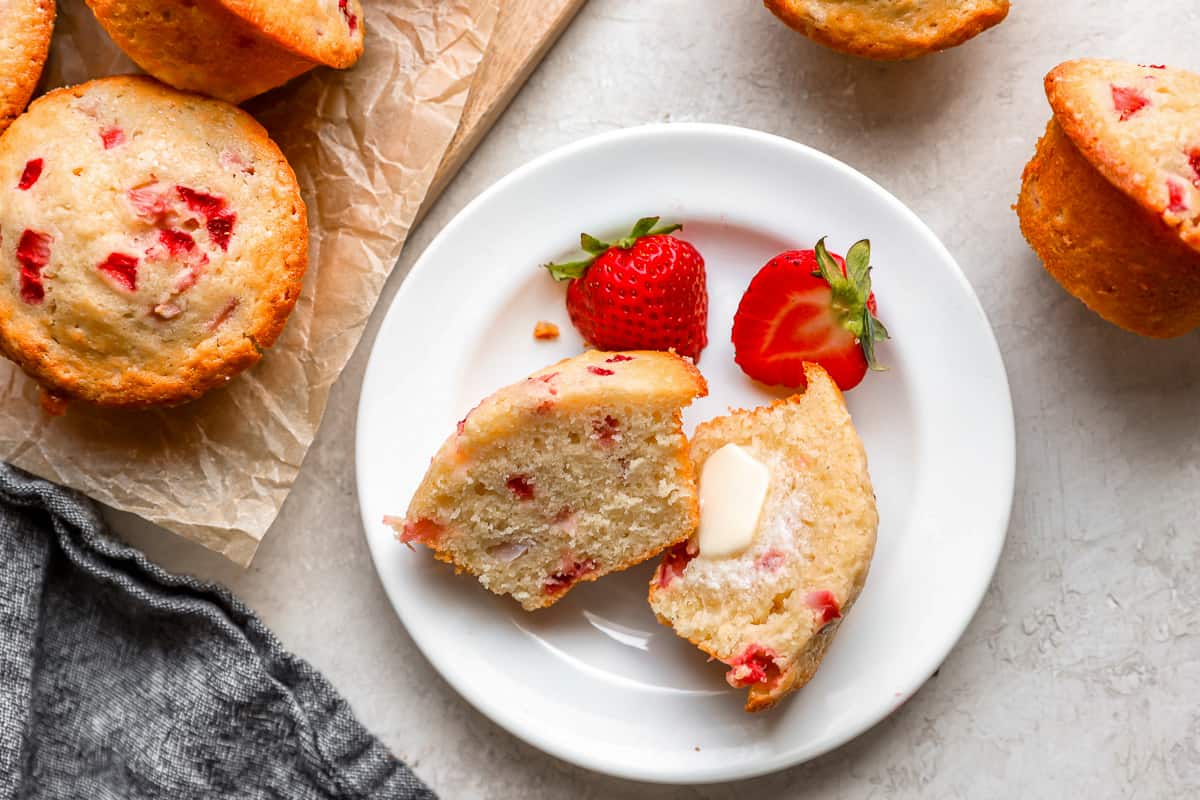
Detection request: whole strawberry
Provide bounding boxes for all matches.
[545,217,708,360]
[732,238,888,391]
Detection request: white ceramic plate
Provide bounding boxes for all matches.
[356,123,1014,784]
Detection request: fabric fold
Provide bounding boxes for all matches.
[0,463,432,799]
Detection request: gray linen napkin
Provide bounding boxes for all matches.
[0,463,434,799]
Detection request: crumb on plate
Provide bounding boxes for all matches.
[533,320,560,340]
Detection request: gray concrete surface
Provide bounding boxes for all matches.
[119,1,1200,796]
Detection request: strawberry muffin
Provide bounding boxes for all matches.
[0,76,307,409]
[765,0,1009,60]
[1018,60,1200,338]
[1,0,55,135]
[85,0,365,103]
[649,363,877,712]
[389,350,707,611]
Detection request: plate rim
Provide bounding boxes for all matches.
[355,122,1016,784]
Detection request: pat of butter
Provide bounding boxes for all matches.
[696,443,770,559]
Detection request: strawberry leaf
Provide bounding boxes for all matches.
[860,308,889,372]
[816,237,865,335]
[814,238,849,290]
[545,258,594,281]
[859,308,882,370]
[547,216,682,280]
[619,217,662,247]
[869,313,890,343]
[814,236,889,372]
[581,233,609,254]
[846,239,870,286]
[616,217,682,248]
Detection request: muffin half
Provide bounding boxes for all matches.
[390,350,707,611]
[649,363,878,711]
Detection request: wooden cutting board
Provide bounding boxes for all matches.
[420,0,587,220]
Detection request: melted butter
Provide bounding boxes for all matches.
[696,443,770,559]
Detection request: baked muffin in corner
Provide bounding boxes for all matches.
[1017,60,1200,338]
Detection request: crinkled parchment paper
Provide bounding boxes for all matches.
[0,0,498,565]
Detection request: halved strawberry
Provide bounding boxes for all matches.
[732,238,888,391]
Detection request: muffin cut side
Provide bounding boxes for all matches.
[649,363,877,711]
[391,350,708,611]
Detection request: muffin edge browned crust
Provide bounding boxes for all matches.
[764,0,1010,60]
[219,0,365,68]
[85,0,363,104]
[1017,119,1200,338]
[1045,60,1200,255]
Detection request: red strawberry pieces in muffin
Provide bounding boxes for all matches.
[1110,85,1149,122]
[130,183,237,254]
[176,185,237,251]
[656,540,697,589]
[545,217,708,360]
[97,252,139,291]
[18,159,42,190]
[100,127,126,149]
[732,238,889,391]
[15,230,51,305]
[338,0,359,33]
[543,553,599,597]
[806,590,842,625]
[725,644,783,689]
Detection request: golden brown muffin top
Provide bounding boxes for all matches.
[1046,59,1200,254]
[219,0,364,67]
[0,76,308,407]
